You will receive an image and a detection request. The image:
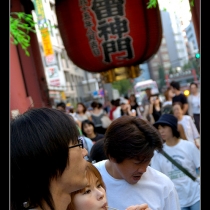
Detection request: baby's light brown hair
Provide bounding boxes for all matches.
[68,162,106,210]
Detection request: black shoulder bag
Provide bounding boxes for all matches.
[160,150,200,183]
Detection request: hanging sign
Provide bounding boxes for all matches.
[34,0,55,65]
[55,0,162,73]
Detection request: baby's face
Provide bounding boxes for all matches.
[73,176,107,210]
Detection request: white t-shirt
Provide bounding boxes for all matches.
[162,100,172,107]
[74,111,91,122]
[188,93,200,115]
[112,106,121,120]
[178,115,200,143]
[150,139,200,208]
[94,160,180,210]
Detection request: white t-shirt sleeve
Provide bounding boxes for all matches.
[150,150,163,171]
[86,111,91,117]
[190,142,200,168]
[188,116,200,139]
[165,186,181,210]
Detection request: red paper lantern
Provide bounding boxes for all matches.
[55,0,162,73]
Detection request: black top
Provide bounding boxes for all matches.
[172,93,188,115]
[152,109,162,122]
[172,93,188,104]
[90,133,104,143]
[130,103,140,116]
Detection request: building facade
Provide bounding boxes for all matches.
[146,7,198,92]
[32,0,105,108]
[185,21,199,55]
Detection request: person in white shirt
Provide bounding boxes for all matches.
[113,97,136,120]
[68,161,151,210]
[94,116,181,210]
[187,82,200,133]
[151,114,200,210]
[172,102,200,149]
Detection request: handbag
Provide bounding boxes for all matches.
[160,150,200,183]
[101,115,112,128]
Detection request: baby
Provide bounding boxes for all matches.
[68,162,150,210]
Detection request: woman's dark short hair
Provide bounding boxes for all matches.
[81,119,96,136]
[77,102,87,113]
[104,116,163,163]
[110,99,115,106]
[91,101,99,109]
[114,98,120,107]
[56,101,66,110]
[98,102,103,109]
[11,107,80,210]
[170,81,180,90]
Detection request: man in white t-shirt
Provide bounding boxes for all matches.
[94,115,180,210]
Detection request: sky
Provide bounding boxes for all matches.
[157,0,192,29]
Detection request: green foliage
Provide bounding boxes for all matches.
[169,67,173,74]
[10,12,37,56]
[111,79,133,96]
[183,62,191,70]
[147,0,158,8]
[189,58,200,79]
[147,0,194,8]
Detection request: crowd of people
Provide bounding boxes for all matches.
[10,80,200,210]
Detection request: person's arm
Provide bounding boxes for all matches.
[189,116,200,139]
[136,106,142,118]
[86,111,93,121]
[142,104,149,120]
[149,97,154,115]
[182,103,189,115]
[187,95,193,118]
[188,116,200,149]
[177,124,187,140]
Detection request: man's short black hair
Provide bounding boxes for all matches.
[104,116,163,163]
[170,81,180,90]
[56,102,66,110]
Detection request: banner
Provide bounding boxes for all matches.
[33,0,55,65]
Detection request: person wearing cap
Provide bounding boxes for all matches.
[112,97,136,120]
[150,114,200,210]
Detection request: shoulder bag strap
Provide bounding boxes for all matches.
[160,150,198,182]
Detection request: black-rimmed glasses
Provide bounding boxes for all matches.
[68,136,84,149]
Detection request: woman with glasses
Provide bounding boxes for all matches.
[11,107,88,210]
